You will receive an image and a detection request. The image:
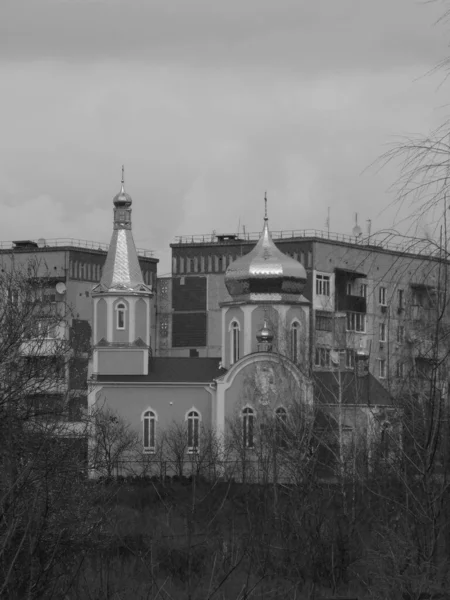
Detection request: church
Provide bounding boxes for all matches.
[88,175,394,477]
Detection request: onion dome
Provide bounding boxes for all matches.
[256,319,274,344]
[225,198,307,299]
[113,165,132,208]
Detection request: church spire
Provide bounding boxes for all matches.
[92,169,151,294]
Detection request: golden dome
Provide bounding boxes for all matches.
[256,319,274,343]
[225,212,307,299]
[113,165,132,208]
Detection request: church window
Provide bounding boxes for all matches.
[290,322,299,363]
[242,407,255,449]
[187,409,200,452]
[231,321,240,364]
[116,302,126,330]
[143,410,157,452]
[275,407,288,448]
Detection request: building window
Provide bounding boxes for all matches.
[242,407,255,449]
[179,257,184,273]
[379,286,387,306]
[116,302,126,329]
[396,362,404,378]
[207,255,212,272]
[316,313,332,331]
[397,325,404,343]
[200,256,205,272]
[290,322,299,363]
[398,289,404,310]
[231,321,240,364]
[379,323,386,343]
[346,349,355,369]
[378,359,387,379]
[143,410,156,452]
[187,410,200,452]
[172,257,178,274]
[275,407,288,448]
[360,283,368,298]
[346,312,366,332]
[307,251,312,268]
[315,347,331,368]
[316,274,330,296]
[346,282,352,295]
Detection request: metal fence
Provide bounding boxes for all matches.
[174,228,443,259]
[0,238,154,257]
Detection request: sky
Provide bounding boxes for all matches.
[1,0,450,273]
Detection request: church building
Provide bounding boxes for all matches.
[88,175,394,477]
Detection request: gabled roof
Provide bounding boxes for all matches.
[313,371,393,406]
[95,357,226,384]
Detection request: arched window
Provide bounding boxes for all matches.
[242,407,255,449]
[116,302,126,330]
[381,421,391,460]
[187,410,200,453]
[275,407,288,448]
[143,410,157,452]
[290,322,299,363]
[231,321,240,364]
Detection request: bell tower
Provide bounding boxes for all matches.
[91,167,153,376]
[220,196,310,369]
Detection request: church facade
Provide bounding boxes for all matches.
[88,176,394,477]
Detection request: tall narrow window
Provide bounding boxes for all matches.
[379,286,387,306]
[275,407,288,448]
[242,407,255,449]
[360,283,368,298]
[290,322,299,363]
[378,359,387,379]
[187,410,200,452]
[231,321,240,364]
[143,410,156,452]
[116,302,126,329]
[398,289,404,310]
[379,323,386,342]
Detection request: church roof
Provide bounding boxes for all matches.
[224,197,307,300]
[313,371,393,406]
[93,167,152,294]
[95,357,226,383]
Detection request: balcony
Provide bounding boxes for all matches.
[336,294,367,313]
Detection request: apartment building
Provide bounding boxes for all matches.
[0,238,157,419]
[160,229,449,385]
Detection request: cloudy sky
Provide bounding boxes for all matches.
[1,0,449,273]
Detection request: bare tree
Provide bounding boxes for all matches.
[0,258,109,599]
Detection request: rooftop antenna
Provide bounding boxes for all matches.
[325,207,330,237]
[366,219,372,244]
[352,212,362,239]
[264,191,268,221]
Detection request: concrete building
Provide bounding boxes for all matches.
[166,226,449,389]
[0,223,157,421]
